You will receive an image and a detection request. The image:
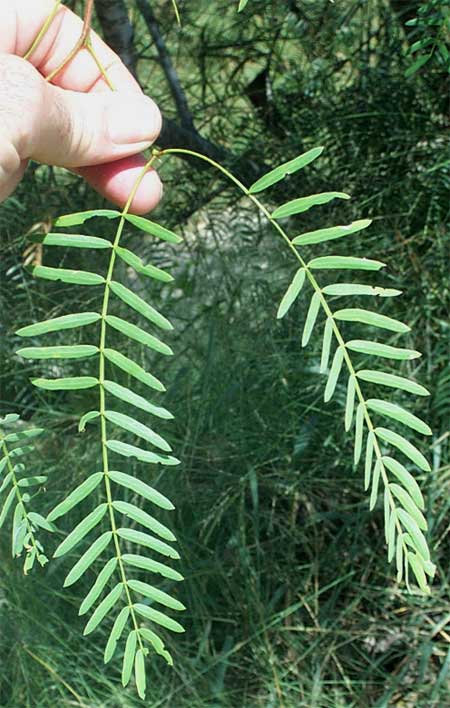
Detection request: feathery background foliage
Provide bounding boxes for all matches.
[0,0,449,705]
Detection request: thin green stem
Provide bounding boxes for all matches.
[159,147,409,580]
[98,156,158,649]
[23,0,62,61]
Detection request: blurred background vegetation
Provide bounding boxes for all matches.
[0,0,449,706]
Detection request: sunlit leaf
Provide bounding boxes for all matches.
[128,579,185,611]
[47,472,103,522]
[117,527,180,559]
[250,147,324,194]
[106,440,179,466]
[115,246,173,283]
[134,603,185,633]
[122,631,137,687]
[112,501,176,541]
[273,192,350,219]
[323,284,401,297]
[276,268,305,319]
[103,380,173,419]
[105,315,173,356]
[389,484,427,530]
[302,292,321,347]
[17,345,98,360]
[293,219,371,246]
[79,558,117,616]
[320,318,333,373]
[346,340,421,360]
[108,470,174,510]
[109,281,173,330]
[31,265,104,286]
[122,554,183,581]
[367,399,432,436]
[135,649,146,700]
[53,504,107,557]
[382,456,424,509]
[308,256,385,271]
[356,370,429,396]
[54,209,120,227]
[32,377,99,390]
[124,215,182,244]
[334,308,410,334]
[397,509,430,561]
[345,375,356,431]
[104,606,129,664]
[354,403,364,466]
[16,312,101,337]
[104,348,165,392]
[369,459,382,510]
[36,233,111,249]
[104,410,171,451]
[324,346,344,402]
[64,532,113,587]
[375,427,430,472]
[84,583,123,636]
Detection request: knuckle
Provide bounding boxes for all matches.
[0,54,44,157]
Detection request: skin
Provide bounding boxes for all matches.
[0,0,163,214]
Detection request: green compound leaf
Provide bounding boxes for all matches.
[54,209,120,227]
[123,554,183,581]
[105,315,173,356]
[389,484,427,531]
[108,470,174,510]
[32,377,99,390]
[397,509,430,561]
[277,268,305,319]
[382,456,424,509]
[109,281,173,331]
[53,504,108,558]
[103,348,165,392]
[308,256,385,271]
[64,532,113,587]
[16,312,101,337]
[345,375,356,432]
[79,558,117,616]
[134,603,185,633]
[128,579,185,611]
[36,233,111,249]
[122,631,137,687]
[135,649,146,700]
[302,292,321,347]
[115,246,173,283]
[104,606,129,664]
[112,501,176,541]
[334,308,410,334]
[356,370,429,396]
[323,284,401,297]
[293,219,371,246]
[324,346,344,402]
[17,345,98,360]
[31,265,105,286]
[249,147,324,194]
[273,192,350,219]
[366,399,432,436]
[103,380,173,419]
[320,318,333,373]
[346,340,421,360]
[106,440,179,466]
[117,527,180,559]
[47,472,103,522]
[375,427,430,472]
[124,214,182,244]
[84,583,123,636]
[104,410,171,451]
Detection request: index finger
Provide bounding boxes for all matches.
[3,0,141,94]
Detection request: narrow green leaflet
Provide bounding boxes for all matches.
[53,504,107,558]
[134,603,185,633]
[293,219,371,246]
[308,256,385,271]
[346,340,421,360]
[109,281,173,330]
[397,509,430,561]
[31,265,105,286]
[106,440,179,466]
[128,579,185,611]
[375,427,430,472]
[104,348,165,392]
[354,403,364,466]
[104,410,171,451]
[276,268,305,319]
[365,431,375,491]
[408,552,429,594]
[345,376,356,432]
[369,459,382,511]
[0,471,12,494]
[387,507,396,560]
[273,192,350,219]
[320,318,333,373]
[18,475,47,487]
[396,535,404,583]
[302,292,321,347]
[104,606,129,664]
[0,487,16,528]
[4,429,43,442]
[366,399,432,436]
[389,484,427,530]
[37,233,111,249]
[135,649,146,700]
[84,583,123,636]
[54,209,120,227]
[112,501,176,541]
[139,628,173,666]
[17,345,98,360]
[108,470,174,510]
[103,380,173,419]
[334,309,410,334]
[117,528,180,559]
[105,315,173,356]
[47,472,103,522]
[238,0,249,12]
[323,284,401,298]
[356,370,429,396]
[79,411,100,432]
[79,558,117,616]
[33,377,98,390]
[122,554,183,581]
[122,631,137,687]
[324,346,344,402]
[124,215,182,244]
[249,147,324,194]
[382,456,424,509]
[64,532,113,587]
[16,312,101,337]
[115,246,173,283]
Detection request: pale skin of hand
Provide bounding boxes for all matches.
[0,0,163,213]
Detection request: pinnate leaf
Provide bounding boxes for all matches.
[106,440,179,466]
[115,246,173,283]
[323,284,401,297]
[382,456,424,509]
[122,631,137,687]
[37,233,111,249]
[320,317,333,373]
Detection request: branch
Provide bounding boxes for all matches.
[94,0,137,76]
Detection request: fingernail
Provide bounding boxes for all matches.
[107,94,162,146]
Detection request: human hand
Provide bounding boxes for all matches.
[0,0,162,213]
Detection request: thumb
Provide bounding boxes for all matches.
[0,55,161,198]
